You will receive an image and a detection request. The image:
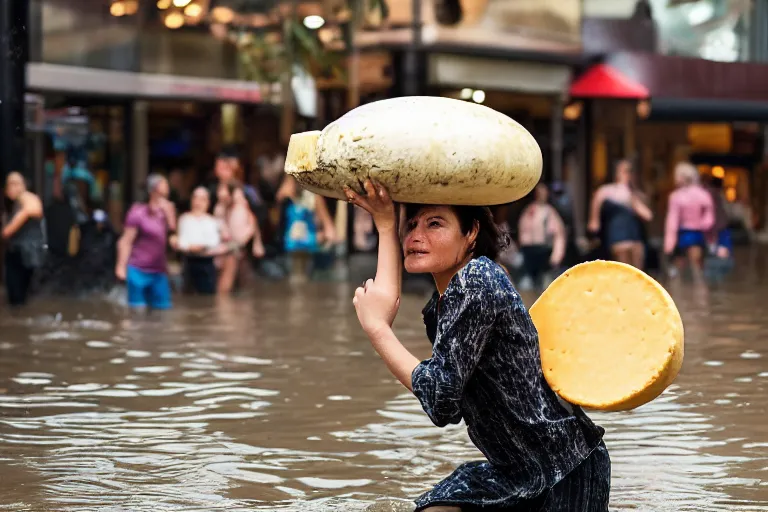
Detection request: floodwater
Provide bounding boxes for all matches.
[1,254,767,511]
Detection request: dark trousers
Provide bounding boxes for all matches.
[184,256,216,295]
[4,249,33,306]
[520,245,553,288]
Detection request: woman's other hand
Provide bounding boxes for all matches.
[345,179,396,233]
[353,278,401,336]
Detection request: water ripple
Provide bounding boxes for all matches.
[0,270,766,511]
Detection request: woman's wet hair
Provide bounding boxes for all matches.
[402,203,510,262]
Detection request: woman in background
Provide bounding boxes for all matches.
[3,172,45,307]
[664,162,715,282]
[517,183,566,290]
[176,187,223,295]
[214,181,263,293]
[115,174,176,311]
[588,159,653,269]
[276,175,336,283]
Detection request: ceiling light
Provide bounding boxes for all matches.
[211,6,235,23]
[303,15,325,29]
[173,0,192,7]
[164,11,185,28]
[471,90,485,104]
[318,27,335,44]
[460,88,472,99]
[184,2,202,17]
[110,1,126,16]
[124,0,138,15]
[157,0,171,8]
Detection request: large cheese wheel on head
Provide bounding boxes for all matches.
[284,96,542,206]
[530,260,684,412]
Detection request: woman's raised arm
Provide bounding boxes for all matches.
[345,179,402,315]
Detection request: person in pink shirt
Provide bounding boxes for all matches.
[664,162,715,281]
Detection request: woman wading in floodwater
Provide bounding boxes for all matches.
[345,180,610,512]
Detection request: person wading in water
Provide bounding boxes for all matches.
[115,174,176,311]
[346,179,609,512]
[3,172,46,307]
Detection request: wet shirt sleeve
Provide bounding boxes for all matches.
[411,283,498,427]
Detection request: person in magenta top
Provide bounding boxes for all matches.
[664,162,715,281]
[115,174,177,309]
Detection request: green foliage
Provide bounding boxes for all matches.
[235,17,346,85]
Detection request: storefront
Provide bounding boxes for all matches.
[351,0,587,234]
[572,51,768,237]
[16,0,292,226]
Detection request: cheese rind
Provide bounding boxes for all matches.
[283,97,542,206]
[530,260,684,412]
[285,131,321,174]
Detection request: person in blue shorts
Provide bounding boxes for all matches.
[115,174,176,310]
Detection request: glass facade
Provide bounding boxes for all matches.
[584,0,754,62]
[31,0,240,78]
[357,0,582,52]
[426,0,582,46]
[651,0,751,62]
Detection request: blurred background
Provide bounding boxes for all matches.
[0,0,765,245]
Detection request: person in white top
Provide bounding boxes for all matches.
[174,187,224,295]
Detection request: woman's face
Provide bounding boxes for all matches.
[402,206,477,274]
[215,158,233,182]
[615,162,632,185]
[534,184,549,203]
[191,187,210,213]
[4,173,24,201]
[227,157,242,180]
[152,177,169,198]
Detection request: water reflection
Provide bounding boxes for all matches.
[0,261,767,511]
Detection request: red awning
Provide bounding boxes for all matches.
[569,64,650,100]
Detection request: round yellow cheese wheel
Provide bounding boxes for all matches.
[530,260,684,411]
[284,96,542,205]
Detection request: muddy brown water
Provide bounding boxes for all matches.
[0,256,767,511]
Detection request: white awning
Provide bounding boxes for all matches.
[27,63,275,103]
[427,54,571,95]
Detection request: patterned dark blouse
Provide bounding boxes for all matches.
[411,256,606,510]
